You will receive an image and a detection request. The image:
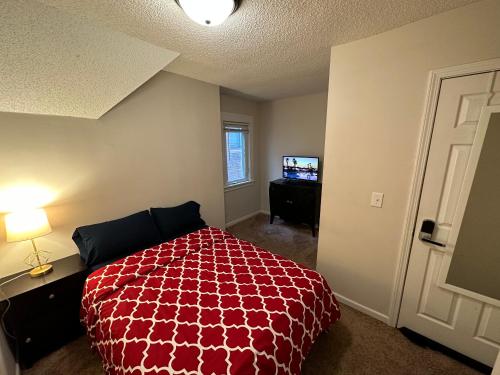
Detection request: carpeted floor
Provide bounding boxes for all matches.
[24,214,483,375]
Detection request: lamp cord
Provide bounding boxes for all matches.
[0,272,31,364]
[0,272,31,289]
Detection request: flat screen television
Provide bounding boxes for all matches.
[283,156,319,182]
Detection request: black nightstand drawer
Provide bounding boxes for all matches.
[15,309,85,368]
[8,271,86,323]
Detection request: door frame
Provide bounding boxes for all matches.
[389,57,500,327]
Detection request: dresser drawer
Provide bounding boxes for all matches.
[15,309,84,368]
[12,293,83,338]
[8,271,85,320]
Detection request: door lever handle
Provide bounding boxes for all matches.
[420,237,446,247]
[419,219,446,247]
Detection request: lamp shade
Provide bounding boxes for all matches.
[5,208,52,242]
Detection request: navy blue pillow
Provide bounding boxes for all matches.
[150,201,206,242]
[72,210,162,267]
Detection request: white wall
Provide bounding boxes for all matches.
[220,95,261,225]
[259,92,328,211]
[0,72,225,278]
[317,0,500,321]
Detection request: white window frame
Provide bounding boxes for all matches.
[221,112,254,191]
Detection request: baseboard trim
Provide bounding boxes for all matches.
[335,292,390,324]
[260,210,270,216]
[225,211,261,227]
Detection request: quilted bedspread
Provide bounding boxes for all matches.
[81,227,340,375]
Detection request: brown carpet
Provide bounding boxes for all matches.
[24,214,482,375]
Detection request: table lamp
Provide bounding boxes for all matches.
[5,208,53,277]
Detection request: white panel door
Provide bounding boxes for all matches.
[399,71,500,366]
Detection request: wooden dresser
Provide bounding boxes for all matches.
[0,255,88,369]
[269,178,322,236]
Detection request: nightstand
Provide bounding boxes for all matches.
[0,254,88,369]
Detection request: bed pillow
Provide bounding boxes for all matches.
[150,201,206,242]
[72,210,162,267]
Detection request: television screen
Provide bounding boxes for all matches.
[283,156,319,181]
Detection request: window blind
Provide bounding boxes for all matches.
[223,122,249,132]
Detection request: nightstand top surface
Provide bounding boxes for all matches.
[0,254,87,301]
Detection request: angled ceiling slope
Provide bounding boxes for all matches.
[0,0,179,119]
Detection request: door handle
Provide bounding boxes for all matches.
[418,219,446,247]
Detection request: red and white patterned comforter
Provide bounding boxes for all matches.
[81,227,340,375]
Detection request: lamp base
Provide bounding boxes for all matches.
[30,264,53,278]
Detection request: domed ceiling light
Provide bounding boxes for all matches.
[175,0,240,26]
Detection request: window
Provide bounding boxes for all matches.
[223,121,251,187]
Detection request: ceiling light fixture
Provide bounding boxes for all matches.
[175,0,240,27]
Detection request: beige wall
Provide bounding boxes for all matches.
[0,72,225,278]
[220,94,261,224]
[317,0,500,320]
[259,92,328,211]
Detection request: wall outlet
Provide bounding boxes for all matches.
[371,192,384,208]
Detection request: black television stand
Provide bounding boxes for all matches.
[269,179,322,237]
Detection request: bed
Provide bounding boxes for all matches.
[76,205,340,374]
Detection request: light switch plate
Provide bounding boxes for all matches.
[371,192,384,208]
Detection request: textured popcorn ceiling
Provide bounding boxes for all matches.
[37,0,480,100]
[0,0,178,119]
